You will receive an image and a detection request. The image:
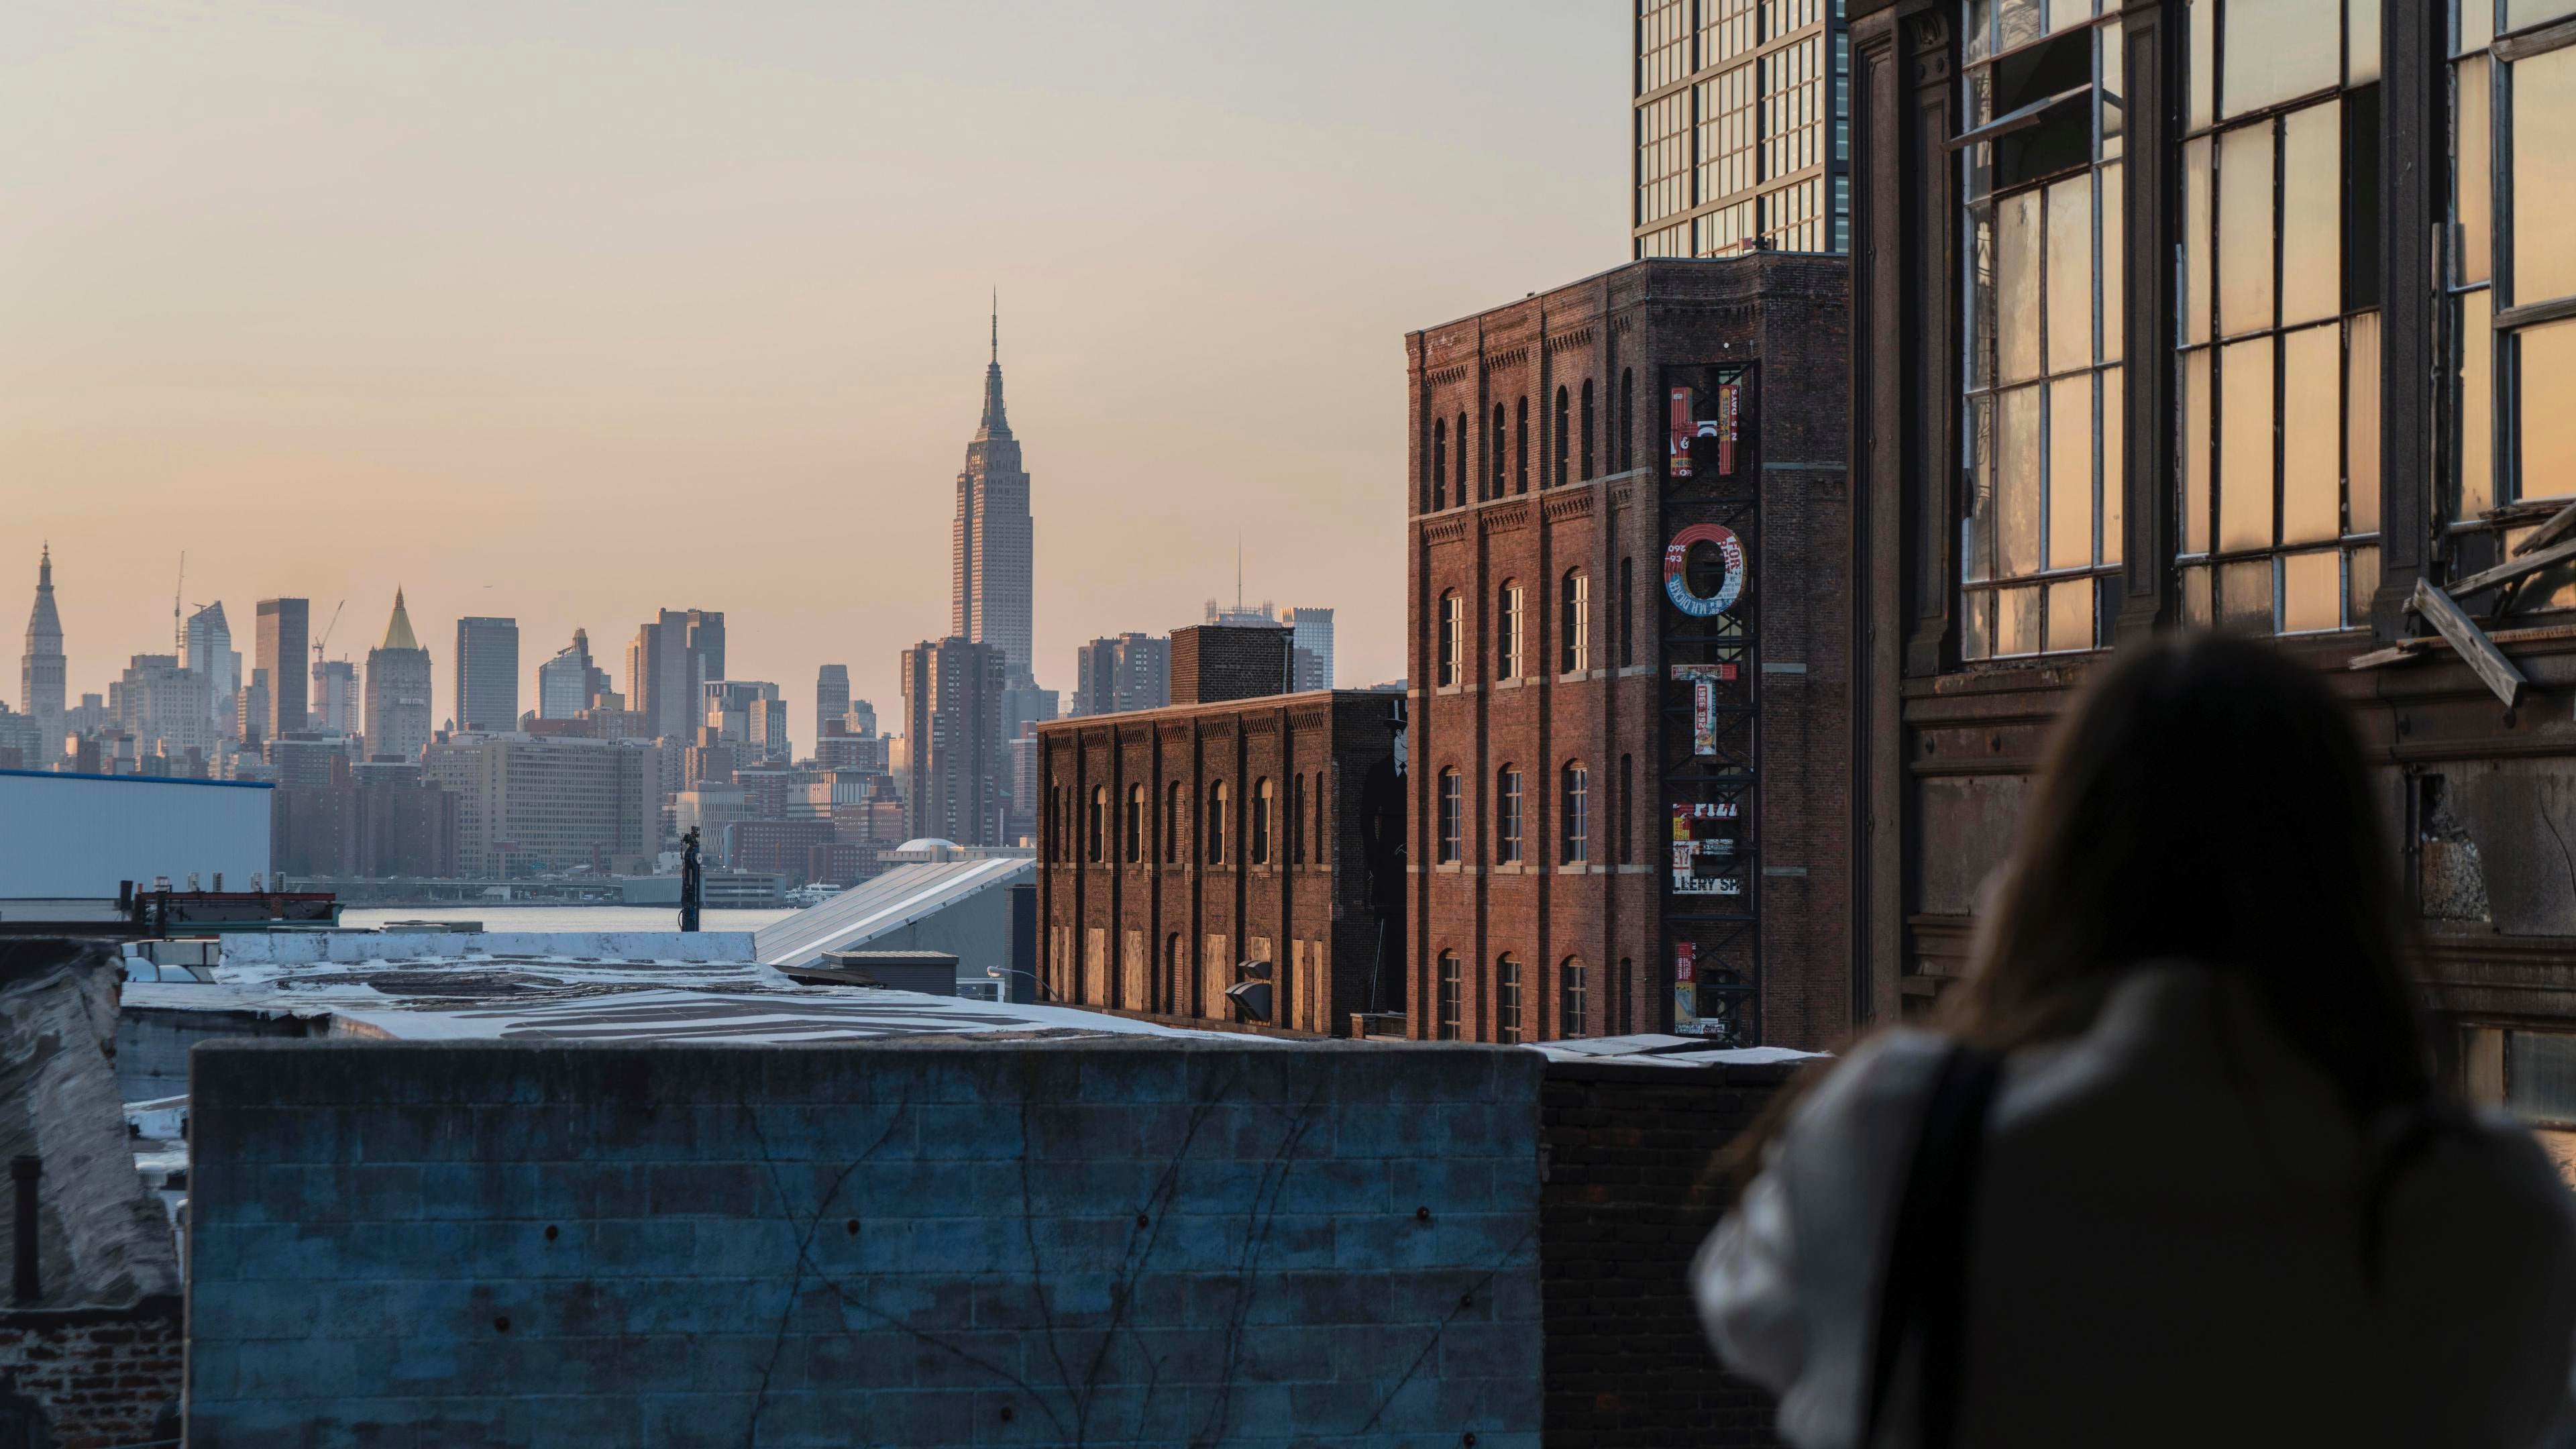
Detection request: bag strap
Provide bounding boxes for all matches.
[1860,1042,2004,1449]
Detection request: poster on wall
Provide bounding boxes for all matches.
[1670,663,1737,755]
[1668,386,1697,478]
[1670,801,1743,896]
[1663,522,1748,618]
[1708,381,1740,477]
[1674,941,1699,1033]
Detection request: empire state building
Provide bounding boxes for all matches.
[953,304,1036,691]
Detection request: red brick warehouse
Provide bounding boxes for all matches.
[1404,254,1854,1050]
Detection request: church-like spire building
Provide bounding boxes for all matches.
[20,545,66,762]
[364,587,433,763]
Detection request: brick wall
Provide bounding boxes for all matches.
[186,1039,1544,1447]
[1169,626,1291,705]
[0,1298,184,1449]
[1538,1058,1790,1448]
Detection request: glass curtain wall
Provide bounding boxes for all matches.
[1635,0,1850,258]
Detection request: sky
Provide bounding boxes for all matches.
[1,0,1626,735]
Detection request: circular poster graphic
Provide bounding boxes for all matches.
[1663,522,1746,616]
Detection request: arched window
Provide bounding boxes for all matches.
[1496,956,1523,1044]
[1437,952,1463,1040]
[1432,417,1448,511]
[1617,753,1634,865]
[1560,762,1589,865]
[1165,780,1183,863]
[1311,767,1327,857]
[1124,783,1144,863]
[1515,396,1529,493]
[1251,777,1274,865]
[1617,556,1635,667]
[1617,957,1633,1036]
[1087,786,1106,863]
[1554,386,1570,486]
[1046,786,1060,861]
[1561,570,1589,674]
[1291,773,1307,864]
[1580,379,1597,480]
[1167,933,1185,1006]
[1456,411,1470,500]
[1437,767,1462,864]
[1491,404,1507,500]
[1497,580,1523,682]
[1438,591,1464,688]
[1560,957,1588,1039]
[1619,367,1635,472]
[1496,766,1524,864]
[1207,780,1229,865]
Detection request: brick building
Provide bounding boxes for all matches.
[1846,0,2576,1122]
[1405,254,1850,1050]
[1034,689,1406,1035]
[1169,623,1293,705]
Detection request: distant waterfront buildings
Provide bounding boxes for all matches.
[900,636,1005,847]
[815,665,849,747]
[627,608,724,741]
[954,306,1036,696]
[19,546,66,761]
[362,592,434,763]
[311,659,358,736]
[113,654,215,761]
[537,629,608,720]
[419,732,661,877]
[182,602,240,741]
[453,616,520,733]
[1069,633,1171,717]
[254,599,309,743]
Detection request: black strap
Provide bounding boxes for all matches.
[1861,1043,2004,1449]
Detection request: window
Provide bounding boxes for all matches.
[1492,405,1507,500]
[1617,957,1633,1036]
[1124,784,1144,863]
[1638,0,1690,96]
[1620,369,1635,470]
[1701,62,1758,208]
[1582,380,1597,479]
[1432,417,1448,511]
[1087,785,1106,863]
[1437,952,1463,1040]
[1438,768,1463,863]
[1554,386,1571,486]
[1291,773,1307,864]
[1561,762,1589,865]
[1456,411,1470,501]
[1497,957,1523,1044]
[1208,781,1228,865]
[1497,767,1524,864]
[1498,581,1524,681]
[1561,570,1590,674]
[1617,753,1634,865]
[1251,778,1273,865]
[1312,767,1327,859]
[1560,957,1589,1039]
[1703,0,1754,66]
[1438,591,1464,687]
[1167,933,1184,1004]
[1617,557,1635,666]
[2449,0,2576,592]
[1762,36,1825,189]
[1638,89,1691,230]
[1515,397,1530,493]
[1960,11,2129,657]
[1165,781,1183,863]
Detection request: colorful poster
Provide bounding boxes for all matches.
[1668,386,1696,478]
[1662,522,1748,617]
[1670,663,1738,755]
[1709,382,1739,477]
[1674,941,1699,1033]
[1670,801,1743,896]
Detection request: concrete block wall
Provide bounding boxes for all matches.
[1538,1058,1791,1448]
[186,1039,1545,1448]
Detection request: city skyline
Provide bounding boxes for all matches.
[1,1,1625,731]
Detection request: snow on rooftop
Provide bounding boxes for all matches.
[753,857,1031,968]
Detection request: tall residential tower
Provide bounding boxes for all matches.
[1632,0,1848,259]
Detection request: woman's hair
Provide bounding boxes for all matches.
[1939,631,2432,1121]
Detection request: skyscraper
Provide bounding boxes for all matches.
[454,616,521,731]
[1069,633,1171,716]
[1282,606,1336,692]
[182,602,240,740]
[19,546,64,761]
[255,598,309,743]
[953,303,1036,690]
[310,659,359,735]
[1631,0,1848,259]
[816,664,850,746]
[900,637,1005,847]
[537,629,606,720]
[364,590,433,762]
[627,609,723,741]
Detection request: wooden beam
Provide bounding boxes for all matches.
[2411,580,2528,708]
[2514,497,2576,557]
[2447,535,2576,598]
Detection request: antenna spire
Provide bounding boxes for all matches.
[991,288,998,364]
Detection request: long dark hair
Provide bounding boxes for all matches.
[1940,631,2432,1121]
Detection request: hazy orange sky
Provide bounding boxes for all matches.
[3,1,1624,735]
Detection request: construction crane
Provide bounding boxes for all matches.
[171,552,185,655]
[311,599,345,665]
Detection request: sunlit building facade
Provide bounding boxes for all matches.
[1634,0,1851,258]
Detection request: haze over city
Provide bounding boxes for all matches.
[1,0,1625,723]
